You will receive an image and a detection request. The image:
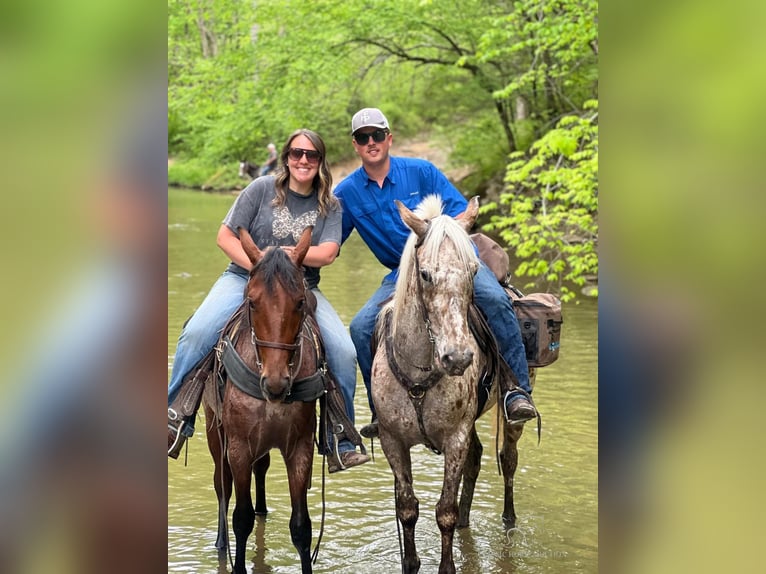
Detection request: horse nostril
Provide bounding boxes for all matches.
[262,375,291,401]
[442,349,474,375]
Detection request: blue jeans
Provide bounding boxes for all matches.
[472,263,531,394]
[312,290,358,454]
[349,263,531,419]
[168,270,359,453]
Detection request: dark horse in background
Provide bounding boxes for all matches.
[371,196,529,574]
[238,160,259,179]
[202,226,322,574]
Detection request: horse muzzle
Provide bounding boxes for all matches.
[260,375,292,402]
[440,348,474,376]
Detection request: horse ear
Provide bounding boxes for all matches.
[291,226,313,266]
[395,200,428,237]
[239,227,263,265]
[459,196,480,233]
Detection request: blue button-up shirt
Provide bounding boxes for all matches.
[334,156,468,278]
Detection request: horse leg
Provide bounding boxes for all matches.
[253,453,270,516]
[380,434,420,574]
[205,405,232,553]
[285,440,314,574]
[230,451,256,574]
[436,438,471,574]
[501,368,533,526]
[500,426,523,527]
[457,427,482,528]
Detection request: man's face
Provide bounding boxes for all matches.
[352,128,392,166]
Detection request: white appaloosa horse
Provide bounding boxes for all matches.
[372,195,526,574]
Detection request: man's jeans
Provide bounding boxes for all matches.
[350,263,531,419]
[168,270,359,452]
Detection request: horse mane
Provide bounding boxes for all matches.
[388,195,478,333]
[251,247,303,296]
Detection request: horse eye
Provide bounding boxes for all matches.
[296,299,305,310]
[420,269,432,283]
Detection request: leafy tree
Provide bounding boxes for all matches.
[167,0,599,299]
[168,0,597,163]
[482,100,598,301]
[341,0,598,151]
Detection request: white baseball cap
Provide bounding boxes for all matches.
[351,108,390,134]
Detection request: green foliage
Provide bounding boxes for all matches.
[168,0,598,164]
[482,100,598,301]
[477,0,598,103]
[168,157,244,190]
[168,1,599,297]
[167,158,212,189]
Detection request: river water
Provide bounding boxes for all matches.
[168,188,598,573]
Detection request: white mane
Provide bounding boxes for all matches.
[414,194,444,219]
[386,195,478,331]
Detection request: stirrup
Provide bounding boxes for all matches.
[502,389,542,445]
[502,389,536,424]
[168,411,188,459]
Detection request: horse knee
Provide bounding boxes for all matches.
[397,495,419,529]
[436,501,458,534]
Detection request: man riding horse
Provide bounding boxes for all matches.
[333,108,539,438]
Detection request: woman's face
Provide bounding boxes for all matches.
[287,134,321,191]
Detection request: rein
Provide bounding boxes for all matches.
[384,312,443,454]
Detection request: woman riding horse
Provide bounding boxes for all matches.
[168,128,368,471]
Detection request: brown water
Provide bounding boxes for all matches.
[168,188,598,573]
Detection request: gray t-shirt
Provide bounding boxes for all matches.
[222,176,341,289]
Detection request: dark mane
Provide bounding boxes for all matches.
[252,247,303,296]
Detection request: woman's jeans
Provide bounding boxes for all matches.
[349,263,531,419]
[168,271,358,453]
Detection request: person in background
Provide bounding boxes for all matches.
[334,108,538,438]
[168,129,368,472]
[259,142,278,176]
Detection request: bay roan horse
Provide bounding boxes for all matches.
[372,195,526,574]
[202,226,321,574]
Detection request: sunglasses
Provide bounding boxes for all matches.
[353,129,389,145]
[287,147,321,164]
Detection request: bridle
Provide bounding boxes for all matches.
[411,237,439,365]
[386,224,479,455]
[410,232,478,365]
[245,291,307,387]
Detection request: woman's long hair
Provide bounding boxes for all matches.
[272,129,338,217]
